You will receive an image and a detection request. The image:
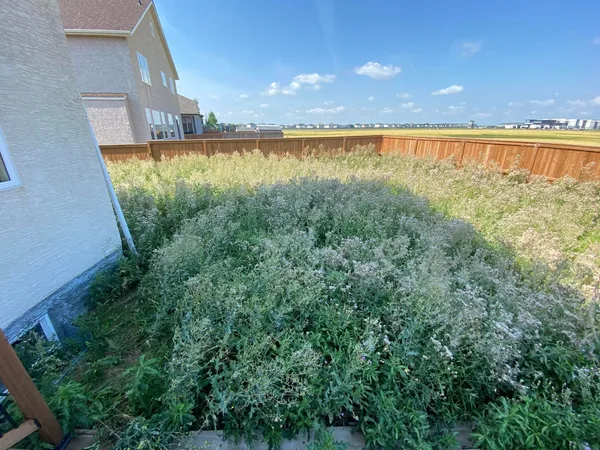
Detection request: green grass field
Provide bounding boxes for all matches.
[284,128,600,147]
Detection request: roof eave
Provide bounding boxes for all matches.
[65,29,130,36]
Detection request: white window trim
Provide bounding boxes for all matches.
[0,127,21,191]
[169,77,176,95]
[161,71,168,87]
[38,313,58,341]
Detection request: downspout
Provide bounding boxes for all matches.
[87,120,138,256]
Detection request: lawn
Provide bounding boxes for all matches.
[284,128,600,147]
[11,149,600,449]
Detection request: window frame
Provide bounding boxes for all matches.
[137,51,151,86]
[169,77,176,95]
[0,127,21,191]
[161,71,168,87]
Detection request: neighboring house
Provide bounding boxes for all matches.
[59,0,184,144]
[0,0,122,342]
[178,94,204,135]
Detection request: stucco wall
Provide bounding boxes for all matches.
[66,35,147,143]
[85,99,135,145]
[0,0,122,331]
[128,7,182,138]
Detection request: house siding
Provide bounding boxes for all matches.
[0,0,122,335]
[84,98,136,144]
[66,35,148,143]
[128,7,182,139]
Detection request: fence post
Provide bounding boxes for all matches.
[148,141,160,162]
[202,140,207,156]
[0,330,63,445]
[529,143,540,175]
[458,140,467,166]
[342,136,347,154]
[255,139,261,151]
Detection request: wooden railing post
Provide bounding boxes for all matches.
[255,139,260,151]
[342,136,347,154]
[0,329,63,445]
[202,140,207,156]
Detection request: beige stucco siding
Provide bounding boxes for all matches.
[0,0,121,330]
[85,98,135,144]
[128,7,182,137]
[66,35,149,143]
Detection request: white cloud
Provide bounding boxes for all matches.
[293,73,336,84]
[239,93,250,99]
[354,62,402,79]
[324,101,334,105]
[396,92,411,99]
[380,107,394,114]
[591,96,600,105]
[530,99,555,106]
[209,94,219,100]
[412,108,423,113]
[504,110,514,115]
[306,84,322,91]
[431,85,464,95]
[448,105,465,111]
[368,96,374,101]
[240,109,255,115]
[475,112,493,117]
[261,82,280,96]
[580,111,590,116]
[289,81,302,90]
[530,110,537,114]
[262,81,296,96]
[399,102,415,110]
[461,41,482,56]
[568,100,586,107]
[507,101,523,107]
[259,103,269,108]
[593,37,600,45]
[306,106,345,114]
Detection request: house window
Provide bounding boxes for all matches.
[167,113,175,138]
[137,51,151,85]
[152,110,165,139]
[146,108,156,140]
[0,127,20,190]
[175,115,182,139]
[161,71,168,87]
[182,115,195,134]
[169,77,176,95]
[161,112,169,138]
[149,21,155,37]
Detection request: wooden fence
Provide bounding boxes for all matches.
[100,135,600,181]
[185,131,284,139]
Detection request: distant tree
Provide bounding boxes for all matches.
[206,111,218,129]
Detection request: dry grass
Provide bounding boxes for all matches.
[284,128,600,147]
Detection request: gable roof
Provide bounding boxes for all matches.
[59,0,178,79]
[59,0,150,32]
[178,95,200,115]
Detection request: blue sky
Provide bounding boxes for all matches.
[155,0,600,125]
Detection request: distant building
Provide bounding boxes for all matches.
[178,94,203,135]
[59,0,183,144]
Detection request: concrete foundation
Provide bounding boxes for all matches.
[3,250,121,343]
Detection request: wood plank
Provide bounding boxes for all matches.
[0,330,63,445]
[0,419,39,450]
